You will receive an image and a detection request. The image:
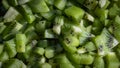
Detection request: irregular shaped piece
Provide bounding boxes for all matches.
[105,52,120,68]
[93,56,105,68]
[54,0,67,10]
[28,0,50,13]
[15,33,26,53]
[64,6,84,22]
[16,5,35,23]
[2,59,26,68]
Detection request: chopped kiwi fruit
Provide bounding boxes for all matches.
[0,0,120,68]
[113,16,120,42]
[93,28,118,56]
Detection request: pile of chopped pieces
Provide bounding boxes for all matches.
[0,0,120,68]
